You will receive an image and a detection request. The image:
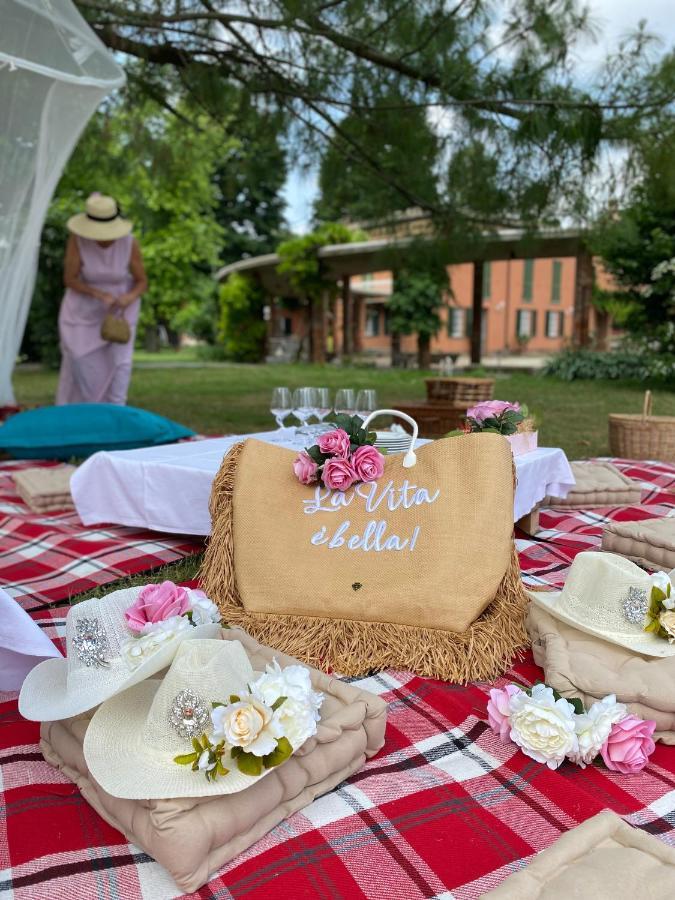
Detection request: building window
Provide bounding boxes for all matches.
[522,259,534,302]
[363,272,374,283]
[546,310,564,338]
[482,261,491,299]
[447,307,464,338]
[465,307,474,338]
[283,317,293,337]
[551,260,562,304]
[365,307,380,337]
[516,309,537,338]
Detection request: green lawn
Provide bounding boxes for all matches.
[12,361,675,459]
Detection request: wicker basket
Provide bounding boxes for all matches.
[608,391,675,462]
[396,402,467,439]
[425,377,495,404]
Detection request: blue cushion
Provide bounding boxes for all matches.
[0,404,195,460]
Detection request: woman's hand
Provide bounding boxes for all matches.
[100,292,117,309]
[116,292,137,309]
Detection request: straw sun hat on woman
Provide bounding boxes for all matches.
[67,193,133,241]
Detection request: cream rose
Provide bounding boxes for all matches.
[508,684,578,769]
[211,697,281,757]
[569,695,627,767]
[659,610,675,642]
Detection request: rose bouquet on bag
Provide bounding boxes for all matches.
[293,414,385,491]
[487,682,656,773]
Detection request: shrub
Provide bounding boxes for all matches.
[544,346,675,383]
[218,273,267,362]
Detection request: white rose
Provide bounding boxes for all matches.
[198,749,215,772]
[187,590,221,625]
[650,571,673,605]
[272,695,319,750]
[211,697,281,757]
[252,659,324,719]
[121,615,191,670]
[508,684,579,770]
[569,694,627,766]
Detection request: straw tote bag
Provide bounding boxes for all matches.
[101,312,131,344]
[201,418,528,682]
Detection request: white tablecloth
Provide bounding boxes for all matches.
[71,431,575,536]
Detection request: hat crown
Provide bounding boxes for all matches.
[143,640,254,755]
[557,552,655,638]
[65,589,139,689]
[85,193,118,219]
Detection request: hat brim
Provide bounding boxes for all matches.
[83,678,274,799]
[527,590,675,658]
[67,212,133,241]
[19,623,221,722]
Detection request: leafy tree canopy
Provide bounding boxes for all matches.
[76,0,675,231]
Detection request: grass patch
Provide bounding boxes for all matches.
[61,554,204,606]
[12,361,675,459]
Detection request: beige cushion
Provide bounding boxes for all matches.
[544,461,642,508]
[602,516,675,571]
[40,628,387,894]
[484,810,675,898]
[12,465,75,512]
[526,603,675,742]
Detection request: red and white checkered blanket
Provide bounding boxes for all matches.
[2,607,675,899]
[0,460,203,609]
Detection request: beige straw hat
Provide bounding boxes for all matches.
[19,586,221,722]
[67,193,132,241]
[83,639,277,799]
[527,551,675,658]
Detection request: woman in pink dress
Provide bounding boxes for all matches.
[56,193,147,405]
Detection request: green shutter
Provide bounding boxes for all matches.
[482,262,491,299]
[465,307,474,337]
[530,310,537,336]
[522,259,533,302]
[515,310,522,337]
[551,260,562,304]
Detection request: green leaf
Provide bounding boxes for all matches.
[216,760,229,777]
[212,701,225,709]
[263,736,293,769]
[306,445,326,465]
[192,737,202,754]
[230,745,243,758]
[568,697,585,715]
[271,695,287,712]
[236,751,264,776]
[174,752,199,766]
[229,695,241,704]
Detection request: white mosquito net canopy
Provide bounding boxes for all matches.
[0,0,124,405]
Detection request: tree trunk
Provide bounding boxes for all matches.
[330,293,339,359]
[573,251,594,348]
[391,331,403,367]
[470,260,484,365]
[342,277,353,357]
[418,333,431,369]
[309,297,326,363]
[353,295,364,353]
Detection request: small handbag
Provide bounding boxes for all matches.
[101,313,131,344]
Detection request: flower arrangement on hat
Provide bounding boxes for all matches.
[643,571,675,643]
[293,414,385,491]
[487,681,656,773]
[174,659,324,781]
[121,581,221,670]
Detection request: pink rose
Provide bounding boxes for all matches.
[293,451,318,485]
[487,684,521,742]
[600,715,656,774]
[352,444,385,483]
[317,429,351,458]
[466,400,521,424]
[322,457,357,492]
[124,580,190,633]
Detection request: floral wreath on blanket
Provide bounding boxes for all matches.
[120,581,221,669]
[173,660,324,781]
[488,682,656,773]
[293,414,385,490]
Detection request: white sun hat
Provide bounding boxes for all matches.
[527,551,675,658]
[19,586,221,722]
[83,638,278,799]
[67,193,132,241]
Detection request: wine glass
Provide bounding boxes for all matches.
[292,387,316,431]
[356,389,378,421]
[335,388,357,418]
[315,388,332,424]
[270,386,292,431]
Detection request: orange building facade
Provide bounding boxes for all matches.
[352,256,607,357]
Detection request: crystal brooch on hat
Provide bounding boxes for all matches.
[622,586,649,626]
[73,618,110,668]
[169,689,209,739]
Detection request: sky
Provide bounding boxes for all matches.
[282,0,675,233]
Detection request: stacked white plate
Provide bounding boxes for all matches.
[374,429,412,454]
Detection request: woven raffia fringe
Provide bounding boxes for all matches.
[200,442,529,683]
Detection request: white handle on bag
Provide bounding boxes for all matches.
[361,409,418,469]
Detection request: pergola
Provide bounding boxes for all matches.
[216,228,594,364]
